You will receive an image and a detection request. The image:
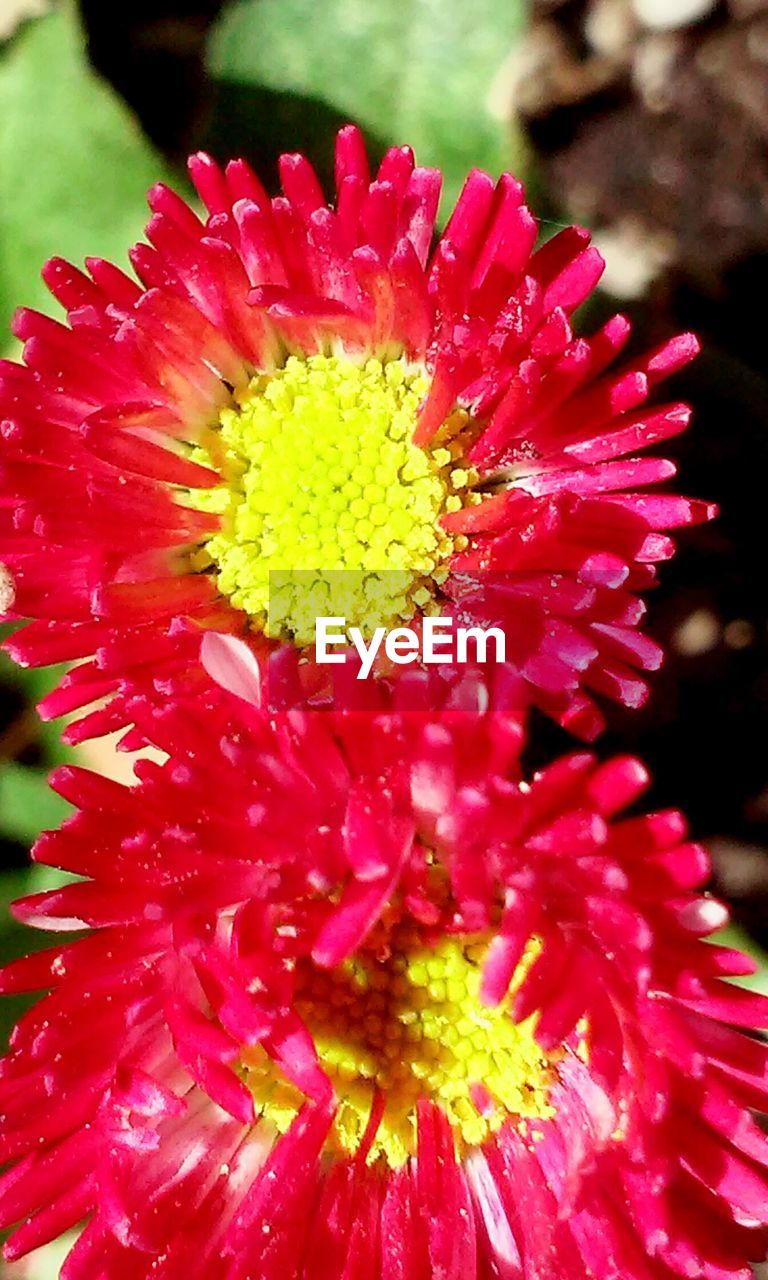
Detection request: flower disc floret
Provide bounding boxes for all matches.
[190,354,472,642]
[242,928,555,1168]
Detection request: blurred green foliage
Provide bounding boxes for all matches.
[712,923,768,995]
[0,3,173,333]
[0,761,70,846]
[0,864,76,1051]
[208,0,527,212]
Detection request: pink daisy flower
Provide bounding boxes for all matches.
[0,669,766,1278]
[0,126,710,740]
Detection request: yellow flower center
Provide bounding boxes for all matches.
[242,930,558,1168]
[188,354,474,643]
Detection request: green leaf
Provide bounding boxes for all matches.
[0,762,70,845]
[0,862,76,1052]
[0,623,66,705]
[208,0,528,211]
[0,629,72,767]
[0,3,173,335]
[711,923,768,996]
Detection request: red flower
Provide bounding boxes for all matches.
[0,675,765,1277]
[0,126,710,739]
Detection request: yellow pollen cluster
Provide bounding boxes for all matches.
[241,932,557,1169]
[188,355,474,643]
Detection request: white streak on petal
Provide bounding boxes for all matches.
[200,632,262,706]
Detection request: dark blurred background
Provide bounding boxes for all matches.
[1,0,768,1271]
